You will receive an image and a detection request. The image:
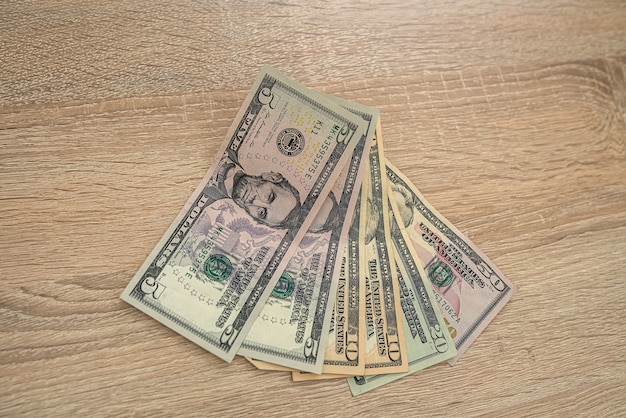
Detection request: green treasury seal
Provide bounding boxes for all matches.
[428,259,454,288]
[203,254,233,282]
[271,272,296,299]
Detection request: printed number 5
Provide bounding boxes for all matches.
[336,125,352,145]
[140,276,166,299]
[257,87,278,109]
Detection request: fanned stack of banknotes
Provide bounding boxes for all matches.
[121,66,517,395]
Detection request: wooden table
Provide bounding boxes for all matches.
[2,1,625,416]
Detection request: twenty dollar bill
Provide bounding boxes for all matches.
[384,160,517,364]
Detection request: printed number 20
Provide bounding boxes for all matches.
[429,324,449,353]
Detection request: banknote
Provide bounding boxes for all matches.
[242,356,348,382]
[290,195,365,381]
[307,97,373,376]
[245,357,293,372]
[120,66,367,362]
[348,193,457,395]
[290,188,368,381]
[245,205,365,381]
[384,160,517,364]
[238,102,378,373]
[360,123,408,375]
[289,98,380,380]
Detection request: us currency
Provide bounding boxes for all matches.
[295,97,373,377]
[292,192,366,381]
[238,102,378,373]
[360,123,408,375]
[120,66,367,362]
[245,357,292,371]
[245,205,362,379]
[320,96,371,377]
[293,121,404,381]
[246,194,365,379]
[385,159,517,364]
[348,192,457,395]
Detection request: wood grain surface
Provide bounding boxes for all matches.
[1,1,625,416]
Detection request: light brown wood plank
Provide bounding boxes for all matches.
[1,1,625,416]
[2,1,626,106]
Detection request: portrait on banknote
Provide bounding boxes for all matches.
[208,154,341,233]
